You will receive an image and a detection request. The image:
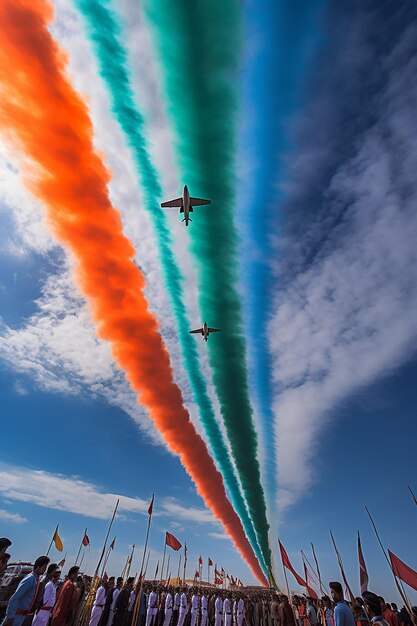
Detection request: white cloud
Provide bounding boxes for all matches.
[270,23,417,510]
[0,508,27,524]
[0,464,218,525]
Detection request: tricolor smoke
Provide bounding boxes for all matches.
[0,0,267,586]
[145,0,272,568]
[72,0,266,573]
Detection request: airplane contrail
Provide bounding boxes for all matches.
[0,0,267,585]
[74,0,267,574]
[145,0,272,569]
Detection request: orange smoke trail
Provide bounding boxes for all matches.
[0,0,267,585]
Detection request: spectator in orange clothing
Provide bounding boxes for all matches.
[51,566,79,626]
[379,599,399,626]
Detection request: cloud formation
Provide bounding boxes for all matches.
[0,508,27,524]
[0,464,218,525]
[270,13,417,509]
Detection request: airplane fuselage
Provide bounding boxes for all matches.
[182,185,191,225]
[202,321,209,341]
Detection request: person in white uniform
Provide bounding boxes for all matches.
[163,591,173,626]
[107,578,123,626]
[223,598,232,626]
[237,599,245,626]
[33,566,60,626]
[200,595,208,626]
[146,588,158,626]
[177,592,188,626]
[89,582,107,626]
[190,594,199,626]
[214,596,223,626]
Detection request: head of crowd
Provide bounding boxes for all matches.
[1,539,417,626]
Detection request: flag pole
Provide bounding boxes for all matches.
[131,496,154,626]
[140,495,154,578]
[408,485,417,507]
[207,560,209,585]
[177,555,182,583]
[311,543,327,596]
[183,546,187,583]
[46,525,59,556]
[329,530,355,602]
[154,560,160,581]
[75,528,88,566]
[100,541,115,579]
[161,537,167,584]
[95,499,119,579]
[144,550,150,578]
[125,544,136,582]
[365,507,412,614]
[165,554,171,583]
[79,553,85,571]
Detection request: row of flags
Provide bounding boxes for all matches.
[50,525,91,553]
[278,533,417,600]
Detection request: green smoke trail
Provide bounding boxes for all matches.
[73,0,267,574]
[144,1,272,568]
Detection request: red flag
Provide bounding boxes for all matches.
[109,537,116,550]
[82,531,90,547]
[148,494,154,516]
[389,550,417,592]
[215,576,223,585]
[215,568,222,578]
[358,531,369,594]
[195,570,200,578]
[304,563,319,599]
[165,531,182,551]
[208,558,213,566]
[279,541,307,587]
[199,555,203,566]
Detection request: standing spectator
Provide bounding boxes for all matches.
[112,578,134,626]
[1,556,50,626]
[329,583,355,626]
[32,565,60,626]
[362,593,389,626]
[51,566,79,626]
[379,600,399,626]
[306,599,318,626]
[281,596,296,626]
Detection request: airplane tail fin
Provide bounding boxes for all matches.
[182,218,192,223]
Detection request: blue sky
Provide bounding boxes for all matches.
[1,0,417,605]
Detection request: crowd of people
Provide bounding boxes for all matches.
[2,538,417,626]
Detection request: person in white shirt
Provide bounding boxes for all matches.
[89,582,107,626]
[106,578,123,626]
[223,598,232,626]
[190,594,199,626]
[177,592,188,626]
[33,566,60,626]
[201,596,208,626]
[237,598,245,626]
[146,588,158,626]
[163,591,173,626]
[215,596,223,626]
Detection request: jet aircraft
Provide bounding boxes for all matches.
[189,321,221,342]
[161,185,211,225]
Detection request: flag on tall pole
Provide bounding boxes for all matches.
[278,540,307,587]
[388,550,417,592]
[329,530,355,602]
[82,531,90,546]
[132,494,155,626]
[57,554,66,568]
[303,560,319,599]
[165,532,182,551]
[47,525,63,555]
[358,531,369,594]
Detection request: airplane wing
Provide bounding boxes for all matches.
[189,328,203,334]
[208,328,221,333]
[189,197,212,206]
[161,197,183,208]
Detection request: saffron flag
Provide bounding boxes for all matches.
[279,541,306,587]
[165,531,182,551]
[208,558,213,566]
[82,531,90,547]
[358,531,368,594]
[148,495,154,517]
[304,563,319,599]
[53,527,63,552]
[389,550,417,592]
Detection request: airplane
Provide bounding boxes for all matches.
[161,185,211,226]
[189,321,221,342]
